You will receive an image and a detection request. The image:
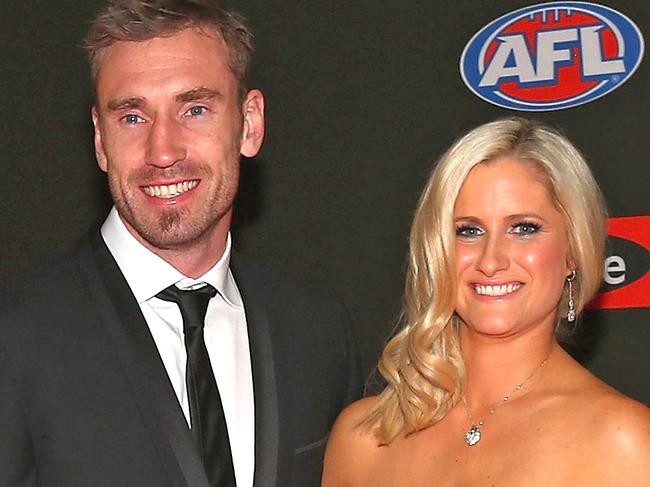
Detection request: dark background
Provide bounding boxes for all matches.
[1,1,648,403]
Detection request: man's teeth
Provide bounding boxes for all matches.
[143,180,198,198]
[474,283,521,297]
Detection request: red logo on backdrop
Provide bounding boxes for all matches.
[588,216,650,310]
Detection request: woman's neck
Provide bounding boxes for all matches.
[460,324,558,409]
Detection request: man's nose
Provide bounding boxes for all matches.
[145,116,187,168]
[476,235,510,277]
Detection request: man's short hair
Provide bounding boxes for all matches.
[85,0,254,101]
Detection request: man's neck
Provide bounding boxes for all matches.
[122,214,231,279]
[152,241,228,278]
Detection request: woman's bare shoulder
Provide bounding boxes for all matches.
[541,352,649,481]
[559,356,649,438]
[322,396,382,487]
[334,396,379,428]
[590,390,650,445]
[569,383,650,482]
[327,396,381,451]
[567,361,649,421]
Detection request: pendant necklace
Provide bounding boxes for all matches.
[461,354,550,446]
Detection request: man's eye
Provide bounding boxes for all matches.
[512,222,541,235]
[456,225,484,238]
[122,114,144,124]
[185,106,207,117]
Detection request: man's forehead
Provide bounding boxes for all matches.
[95,29,235,104]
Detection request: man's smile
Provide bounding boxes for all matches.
[142,179,199,199]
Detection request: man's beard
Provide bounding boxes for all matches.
[108,161,238,251]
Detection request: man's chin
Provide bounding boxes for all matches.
[116,199,229,252]
[119,212,200,251]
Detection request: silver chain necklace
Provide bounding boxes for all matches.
[461,354,550,446]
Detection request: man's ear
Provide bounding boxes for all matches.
[240,89,265,158]
[92,106,108,173]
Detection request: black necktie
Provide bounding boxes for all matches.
[156,284,236,486]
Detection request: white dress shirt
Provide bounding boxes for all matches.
[101,207,254,487]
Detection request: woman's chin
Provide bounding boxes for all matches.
[461,316,524,338]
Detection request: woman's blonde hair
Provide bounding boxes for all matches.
[364,117,607,443]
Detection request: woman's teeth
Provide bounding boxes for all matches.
[474,283,521,296]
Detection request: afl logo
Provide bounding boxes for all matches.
[460,2,645,111]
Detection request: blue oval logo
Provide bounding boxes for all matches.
[460,2,645,111]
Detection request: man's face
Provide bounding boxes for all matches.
[92,27,263,252]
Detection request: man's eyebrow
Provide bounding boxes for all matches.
[105,88,221,110]
[176,87,222,103]
[106,97,146,111]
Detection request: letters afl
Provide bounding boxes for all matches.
[460,2,644,111]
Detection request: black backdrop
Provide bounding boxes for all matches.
[1,1,648,404]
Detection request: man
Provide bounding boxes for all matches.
[0,1,361,486]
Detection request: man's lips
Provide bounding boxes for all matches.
[473,282,522,297]
[141,179,199,199]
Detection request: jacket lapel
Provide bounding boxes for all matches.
[231,253,280,487]
[77,232,210,487]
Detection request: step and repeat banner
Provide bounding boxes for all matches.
[1,1,647,403]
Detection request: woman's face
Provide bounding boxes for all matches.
[453,158,573,338]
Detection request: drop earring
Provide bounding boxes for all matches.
[566,270,576,322]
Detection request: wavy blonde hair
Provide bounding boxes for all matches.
[363,117,607,443]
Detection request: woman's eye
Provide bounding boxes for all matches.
[512,222,541,235]
[456,225,484,238]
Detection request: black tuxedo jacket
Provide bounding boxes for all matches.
[0,231,362,486]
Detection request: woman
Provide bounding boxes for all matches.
[323,118,650,486]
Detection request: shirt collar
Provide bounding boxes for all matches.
[100,206,242,308]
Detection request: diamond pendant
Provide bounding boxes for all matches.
[567,308,576,322]
[464,425,481,446]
